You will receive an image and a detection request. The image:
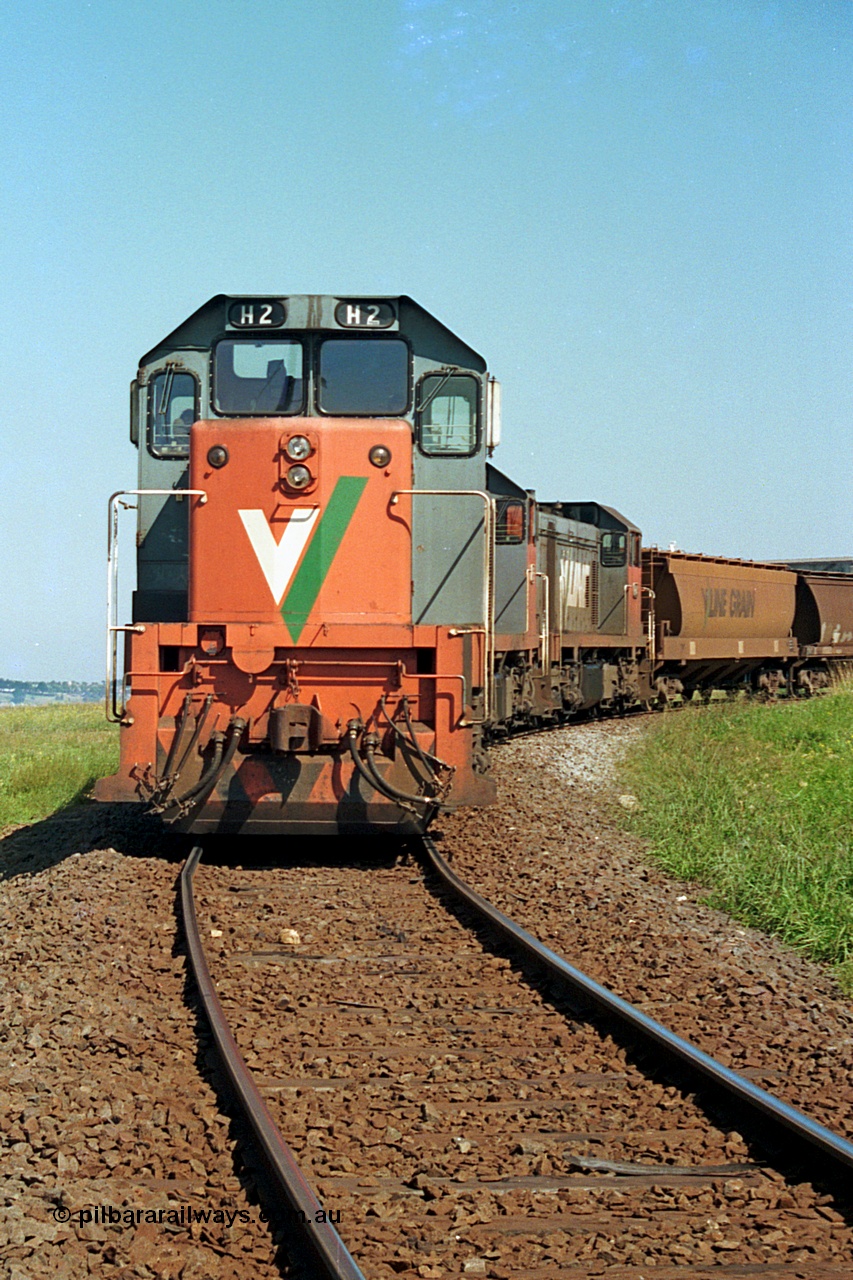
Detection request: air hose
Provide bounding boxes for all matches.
[151,716,246,818]
[345,721,440,818]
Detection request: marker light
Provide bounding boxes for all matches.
[369,444,392,468]
[207,445,229,468]
[286,464,313,489]
[285,435,311,461]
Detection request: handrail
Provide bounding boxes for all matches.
[529,568,550,672]
[106,489,207,722]
[642,585,656,655]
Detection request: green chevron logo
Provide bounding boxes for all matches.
[279,476,367,642]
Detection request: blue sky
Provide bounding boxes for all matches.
[1,0,851,680]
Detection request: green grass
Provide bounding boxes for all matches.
[617,684,853,992]
[0,703,119,830]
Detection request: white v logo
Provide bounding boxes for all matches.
[238,508,320,605]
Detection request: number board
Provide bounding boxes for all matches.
[334,301,396,329]
[228,300,286,329]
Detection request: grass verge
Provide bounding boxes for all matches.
[616,684,853,993]
[0,703,118,831]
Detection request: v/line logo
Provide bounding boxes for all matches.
[238,507,319,605]
[238,476,367,643]
[559,554,591,615]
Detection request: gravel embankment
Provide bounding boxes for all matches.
[0,809,291,1280]
[439,719,853,1142]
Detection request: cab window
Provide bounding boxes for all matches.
[213,339,304,415]
[318,338,409,415]
[601,531,627,567]
[417,373,479,456]
[148,369,198,457]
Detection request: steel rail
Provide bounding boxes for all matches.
[422,836,853,1174]
[179,845,367,1280]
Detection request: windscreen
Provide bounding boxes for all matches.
[214,339,304,414]
[318,338,409,415]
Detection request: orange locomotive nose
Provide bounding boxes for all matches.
[190,418,413,633]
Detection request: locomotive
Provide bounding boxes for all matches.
[95,295,853,834]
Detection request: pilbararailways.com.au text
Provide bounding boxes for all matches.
[52,1204,343,1229]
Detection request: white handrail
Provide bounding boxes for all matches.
[642,585,656,656]
[529,568,550,672]
[106,489,207,722]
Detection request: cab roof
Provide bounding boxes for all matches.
[140,294,486,371]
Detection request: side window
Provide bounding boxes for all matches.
[417,373,479,456]
[495,499,526,545]
[148,369,198,458]
[601,531,627,567]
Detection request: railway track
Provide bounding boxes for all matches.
[181,844,364,1280]
[182,836,853,1278]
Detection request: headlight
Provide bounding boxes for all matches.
[285,434,311,460]
[286,464,313,489]
[369,444,392,468]
[207,445,229,468]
